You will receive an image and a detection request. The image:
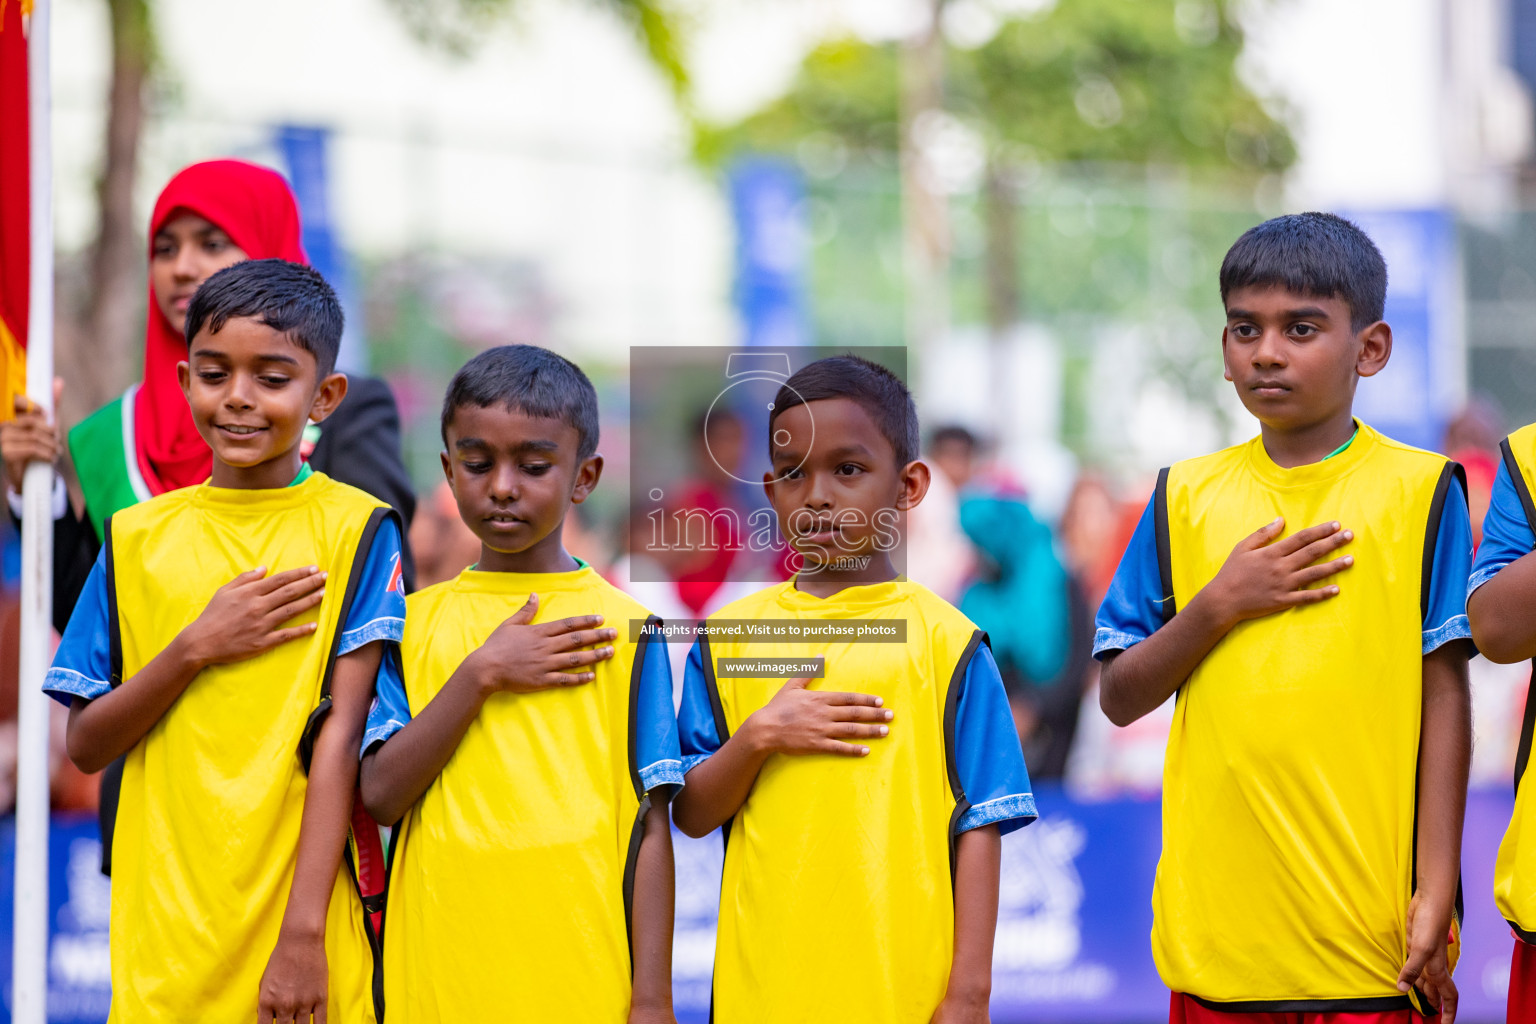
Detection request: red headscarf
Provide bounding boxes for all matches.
[134,159,307,494]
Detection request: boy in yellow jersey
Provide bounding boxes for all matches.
[44,259,404,1023]
[1095,213,1474,1023]
[1466,425,1536,1021]
[673,355,1036,1024]
[359,344,683,1022]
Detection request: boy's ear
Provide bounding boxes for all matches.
[1355,320,1392,379]
[895,459,931,512]
[440,450,455,490]
[308,372,350,424]
[1220,326,1235,382]
[177,361,192,400]
[762,470,779,507]
[570,453,604,505]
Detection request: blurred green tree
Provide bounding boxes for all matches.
[703,0,1295,456]
[384,0,691,101]
[704,0,1294,332]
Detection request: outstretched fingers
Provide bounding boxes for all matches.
[1273,520,1346,557]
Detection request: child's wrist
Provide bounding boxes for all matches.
[170,629,210,675]
[456,651,498,702]
[738,712,778,756]
[1186,587,1237,636]
[276,918,325,944]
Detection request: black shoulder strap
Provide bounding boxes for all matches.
[1420,461,1467,622]
[103,514,123,687]
[298,506,399,772]
[99,513,124,877]
[1500,440,1536,794]
[699,627,730,744]
[1153,467,1176,625]
[626,614,663,802]
[943,629,987,888]
[1503,438,1536,533]
[622,614,665,981]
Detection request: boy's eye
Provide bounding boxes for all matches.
[196,370,226,382]
[1230,324,1259,338]
[781,467,804,480]
[462,461,492,474]
[836,463,863,476]
[1290,323,1317,337]
[522,463,552,475]
[259,375,291,387]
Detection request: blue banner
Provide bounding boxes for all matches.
[275,124,365,373]
[728,157,810,349]
[0,790,1518,1021]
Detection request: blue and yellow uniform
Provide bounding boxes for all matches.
[369,562,682,1022]
[678,578,1035,1024]
[1094,422,1473,1011]
[44,469,405,1024]
[1473,422,1536,941]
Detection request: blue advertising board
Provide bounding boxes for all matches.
[0,789,1518,1021]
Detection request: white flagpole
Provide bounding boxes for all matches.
[14,0,53,1019]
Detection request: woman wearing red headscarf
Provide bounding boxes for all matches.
[2,159,415,630]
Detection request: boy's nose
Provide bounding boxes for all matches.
[224,379,255,409]
[488,466,519,500]
[1252,329,1288,366]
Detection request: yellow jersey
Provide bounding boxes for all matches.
[1144,424,1466,1009]
[678,578,1034,1024]
[379,564,682,1022]
[47,473,391,1023]
[1490,422,1536,938]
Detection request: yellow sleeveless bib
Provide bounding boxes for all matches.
[1153,423,1461,1010]
[383,566,660,1022]
[1493,422,1536,938]
[700,579,982,1024]
[103,473,387,1024]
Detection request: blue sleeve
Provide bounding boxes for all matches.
[1092,496,1164,660]
[1423,479,1474,654]
[636,629,684,795]
[339,517,406,656]
[678,639,723,775]
[362,645,409,756]
[1470,460,1534,596]
[43,550,113,706]
[953,644,1037,836]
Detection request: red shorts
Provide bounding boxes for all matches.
[1512,936,1536,1023]
[1170,993,1432,1024]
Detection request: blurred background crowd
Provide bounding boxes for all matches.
[1,0,1534,819]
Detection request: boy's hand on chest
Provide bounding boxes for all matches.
[742,675,895,758]
[180,564,328,670]
[465,592,618,697]
[1200,516,1354,630]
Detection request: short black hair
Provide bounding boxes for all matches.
[184,257,344,379]
[770,355,918,466]
[441,344,600,459]
[1219,212,1387,331]
[184,259,344,377]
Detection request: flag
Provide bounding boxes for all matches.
[0,0,30,422]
